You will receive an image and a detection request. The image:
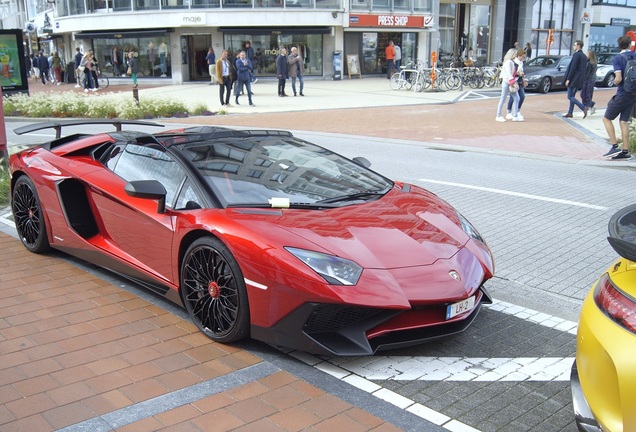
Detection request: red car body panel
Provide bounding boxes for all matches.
[9,125,494,356]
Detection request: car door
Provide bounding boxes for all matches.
[85,142,187,284]
[554,56,571,87]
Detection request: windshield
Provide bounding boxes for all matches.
[178,136,393,206]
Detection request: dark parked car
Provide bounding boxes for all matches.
[524,55,571,93]
[10,120,494,357]
[595,52,619,87]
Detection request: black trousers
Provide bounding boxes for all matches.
[219,76,232,104]
[278,78,286,95]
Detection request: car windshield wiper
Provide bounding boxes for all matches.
[316,189,389,204]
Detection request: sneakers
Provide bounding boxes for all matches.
[612,150,631,160]
[505,113,513,120]
[84,88,88,93]
[496,116,506,122]
[253,78,258,84]
[603,144,621,158]
[590,106,596,115]
[74,84,81,88]
[512,115,524,122]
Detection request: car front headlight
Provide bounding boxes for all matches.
[457,212,486,244]
[526,74,541,81]
[596,66,611,77]
[285,247,363,286]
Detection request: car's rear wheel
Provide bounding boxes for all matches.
[180,237,250,343]
[605,73,616,87]
[12,175,50,253]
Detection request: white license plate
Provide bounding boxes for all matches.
[446,296,476,320]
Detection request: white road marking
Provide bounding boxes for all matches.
[417,178,608,211]
[288,299,579,432]
[328,356,572,382]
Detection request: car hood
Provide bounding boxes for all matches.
[245,186,471,269]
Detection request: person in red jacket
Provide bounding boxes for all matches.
[385,40,395,79]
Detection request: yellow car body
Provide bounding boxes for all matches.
[572,204,636,432]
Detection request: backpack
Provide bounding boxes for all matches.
[620,53,636,94]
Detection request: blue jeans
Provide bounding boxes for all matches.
[291,75,304,95]
[235,79,253,104]
[497,83,519,117]
[567,85,585,114]
[507,83,525,112]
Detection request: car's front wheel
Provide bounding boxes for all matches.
[540,77,552,94]
[180,237,250,343]
[12,175,50,253]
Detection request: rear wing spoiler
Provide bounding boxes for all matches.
[608,204,636,263]
[14,119,164,139]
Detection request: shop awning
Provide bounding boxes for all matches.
[74,29,172,39]
[219,26,332,34]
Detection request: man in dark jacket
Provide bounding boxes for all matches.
[563,40,587,118]
[276,47,288,97]
[38,52,49,85]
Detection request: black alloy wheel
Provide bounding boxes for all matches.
[180,237,250,343]
[12,176,50,253]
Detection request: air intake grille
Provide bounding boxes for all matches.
[303,304,382,334]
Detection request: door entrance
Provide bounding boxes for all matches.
[185,35,211,81]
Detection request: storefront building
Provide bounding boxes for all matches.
[23,0,575,83]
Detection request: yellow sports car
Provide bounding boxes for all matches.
[571,204,636,432]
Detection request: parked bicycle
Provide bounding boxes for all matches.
[96,72,109,90]
[390,61,418,91]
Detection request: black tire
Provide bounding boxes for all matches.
[540,77,552,94]
[97,74,109,89]
[605,73,616,88]
[180,237,250,343]
[12,175,50,253]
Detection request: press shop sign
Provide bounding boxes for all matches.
[349,14,432,28]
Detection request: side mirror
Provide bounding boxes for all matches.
[352,156,371,168]
[125,180,167,214]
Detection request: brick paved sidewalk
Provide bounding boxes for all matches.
[0,228,444,432]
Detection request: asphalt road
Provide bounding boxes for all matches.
[3,113,628,431]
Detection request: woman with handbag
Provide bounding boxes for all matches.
[127,51,140,89]
[506,49,527,120]
[496,48,522,122]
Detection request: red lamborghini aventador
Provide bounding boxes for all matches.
[9,120,494,356]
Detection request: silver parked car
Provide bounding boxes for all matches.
[595,52,619,87]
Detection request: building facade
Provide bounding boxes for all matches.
[9,0,636,84]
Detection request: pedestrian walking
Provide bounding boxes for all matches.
[205,47,216,85]
[74,48,83,88]
[235,50,254,106]
[127,51,140,89]
[524,42,532,60]
[216,49,233,106]
[506,49,527,119]
[51,52,62,85]
[37,52,49,86]
[603,35,636,160]
[495,48,522,122]
[563,40,588,118]
[581,50,597,115]
[276,47,288,97]
[288,46,304,97]
[385,40,395,79]
[394,43,402,72]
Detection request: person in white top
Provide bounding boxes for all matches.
[506,49,527,119]
[495,48,522,122]
[394,44,402,71]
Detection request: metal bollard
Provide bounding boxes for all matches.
[132,88,139,105]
